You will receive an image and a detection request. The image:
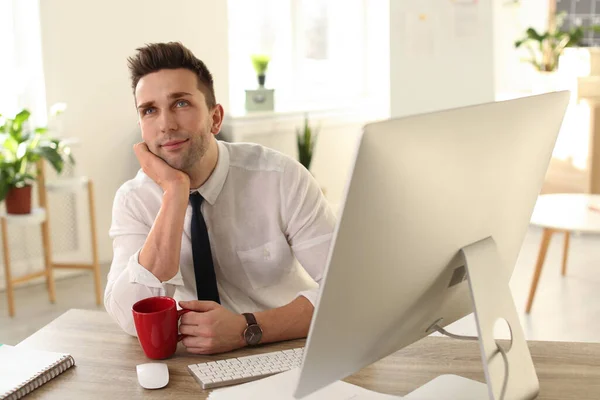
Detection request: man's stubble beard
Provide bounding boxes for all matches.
[161,131,208,174]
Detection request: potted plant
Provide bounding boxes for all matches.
[515,11,600,92]
[296,114,319,172]
[251,54,271,88]
[0,108,74,214]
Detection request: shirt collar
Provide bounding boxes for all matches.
[190,140,229,205]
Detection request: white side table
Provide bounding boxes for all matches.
[526,194,600,313]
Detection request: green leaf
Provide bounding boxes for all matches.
[515,38,528,48]
[10,109,30,140]
[3,136,18,154]
[16,142,28,160]
[250,54,271,75]
[296,115,318,170]
[525,28,545,42]
[12,109,30,125]
[36,146,64,173]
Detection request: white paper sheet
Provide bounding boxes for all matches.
[404,374,488,399]
[207,368,402,400]
[452,3,480,39]
[404,12,435,58]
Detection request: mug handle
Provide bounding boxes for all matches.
[177,309,191,342]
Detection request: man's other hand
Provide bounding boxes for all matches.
[178,300,247,355]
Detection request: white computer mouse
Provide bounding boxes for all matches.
[136,362,169,389]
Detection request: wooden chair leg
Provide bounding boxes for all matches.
[88,180,102,306]
[561,231,570,276]
[41,219,56,304]
[1,218,15,317]
[526,228,554,313]
[37,160,56,303]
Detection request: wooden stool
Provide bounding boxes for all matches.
[2,161,56,317]
[1,208,56,317]
[45,176,101,307]
[1,161,101,316]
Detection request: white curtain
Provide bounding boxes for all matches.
[0,0,47,126]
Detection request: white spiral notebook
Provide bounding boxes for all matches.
[0,343,75,400]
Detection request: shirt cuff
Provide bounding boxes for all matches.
[127,249,185,288]
[297,288,320,308]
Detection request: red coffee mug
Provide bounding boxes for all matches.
[132,296,190,359]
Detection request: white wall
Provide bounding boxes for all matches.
[39,0,230,263]
[493,0,550,95]
[390,0,495,118]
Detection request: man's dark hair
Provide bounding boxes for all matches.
[127,42,216,108]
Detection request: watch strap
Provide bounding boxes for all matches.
[242,313,258,326]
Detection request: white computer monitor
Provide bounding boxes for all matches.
[294,91,571,399]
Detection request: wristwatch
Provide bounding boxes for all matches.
[242,313,263,346]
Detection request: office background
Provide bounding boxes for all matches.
[0,0,599,347]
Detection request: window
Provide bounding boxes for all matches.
[0,0,47,125]
[0,0,18,116]
[557,0,600,47]
[228,0,378,115]
[291,0,366,106]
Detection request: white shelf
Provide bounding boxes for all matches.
[0,208,46,226]
[222,104,386,139]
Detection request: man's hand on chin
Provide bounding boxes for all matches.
[178,300,248,355]
[133,142,190,194]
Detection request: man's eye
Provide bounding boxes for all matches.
[143,108,155,115]
[176,100,189,107]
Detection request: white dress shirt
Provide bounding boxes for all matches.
[105,140,336,336]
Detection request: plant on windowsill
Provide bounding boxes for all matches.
[296,113,319,173]
[0,107,74,214]
[251,54,271,88]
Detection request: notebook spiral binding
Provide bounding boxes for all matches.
[2,354,75,400]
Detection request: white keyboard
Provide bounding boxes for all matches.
[187,347,304,389]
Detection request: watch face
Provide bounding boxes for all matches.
[244,325,262,346]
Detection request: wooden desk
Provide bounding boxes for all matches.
[17,309,600,399]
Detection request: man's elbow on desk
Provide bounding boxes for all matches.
[104,296,139,337]
[103,273,158,338]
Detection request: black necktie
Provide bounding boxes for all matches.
[189,192,220,303]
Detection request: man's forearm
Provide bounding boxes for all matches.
[253,296,314,344]
[139,188,188,281]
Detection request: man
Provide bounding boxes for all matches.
[104,42,336,355]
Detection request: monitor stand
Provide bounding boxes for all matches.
[405,236,539,400]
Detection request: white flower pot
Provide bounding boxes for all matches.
[530,70,569,94]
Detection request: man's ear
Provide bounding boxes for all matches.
[210,104,225,135]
